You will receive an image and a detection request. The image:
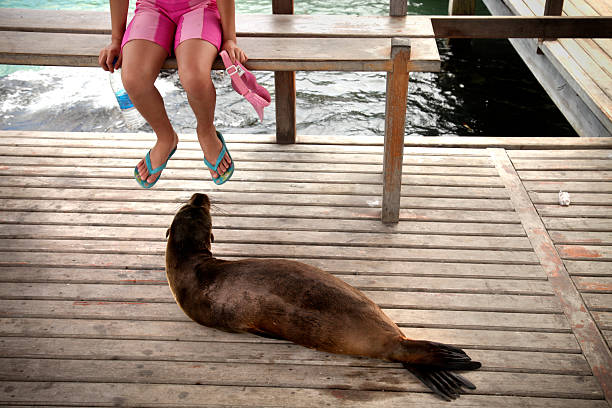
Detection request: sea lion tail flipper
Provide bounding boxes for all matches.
[395,340,481,400]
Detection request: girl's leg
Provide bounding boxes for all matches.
[175,39,231,180]
[122,39,179,184]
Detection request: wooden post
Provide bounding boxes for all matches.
[448,0,475,16]
[542,0,564,41]
[272,0,296,144]
[382,38,411,224]
[389,0,407,16]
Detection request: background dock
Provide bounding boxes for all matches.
[0,130,611,406]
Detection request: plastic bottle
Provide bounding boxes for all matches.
[109,69,146,130]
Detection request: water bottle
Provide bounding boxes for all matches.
[109,68,146,130]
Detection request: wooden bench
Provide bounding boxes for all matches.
[0,8,441,224]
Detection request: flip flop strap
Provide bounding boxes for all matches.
[203,141,228,172]
[144,150,168,175]
[220,50,250,97]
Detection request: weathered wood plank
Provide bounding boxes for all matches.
[592,311,612,330]
[0,283,558,312]
[0,318,580,351]
[544,218,612,232]
[573,276,612,292]
[0,166,507,186]
[0,257,545,280]
[557,245,612,260]
[0,200,521,223]
[0,225,533,251]
[513,159,612,170]
[0,189,514,211]
[0,156,500,176]
[583,293,612,311]
[0,212,525,236]
[0,299,569,331]
[565,260,612,276]
[523,181,612,193]
[536,205,612,218]
[0,358,602,398]
[0,144,496,166]
[0,9,435,38]
[530,192,612,205]
[519,170,612,181]
[0,381,607,407]
[0,267,552,294]
[508,149,612,159]
[549,231,612,245]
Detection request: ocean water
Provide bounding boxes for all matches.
[0,0,577,136]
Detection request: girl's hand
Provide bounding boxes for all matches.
[99,39,122,72]
[221,40,247,64]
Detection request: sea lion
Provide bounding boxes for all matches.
[165,193,481,400]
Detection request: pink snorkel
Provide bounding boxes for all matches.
[220,50,271,122]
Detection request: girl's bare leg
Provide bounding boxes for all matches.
[175,39,231,180]
[122,40,179,184]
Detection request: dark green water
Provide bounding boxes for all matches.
[0,0,577,136]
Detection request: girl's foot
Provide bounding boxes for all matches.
[198,126,232,181]
[136,132,179,184]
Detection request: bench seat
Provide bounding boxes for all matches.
[0,8,441,223]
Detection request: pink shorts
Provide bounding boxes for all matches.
[121,0,222,55]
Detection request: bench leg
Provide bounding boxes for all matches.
[382,39,411,223]
[274,71,297,144]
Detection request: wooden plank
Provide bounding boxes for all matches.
[549,231,612,245]
[0,358,603,398]
[536,206,612,218]
[0,212,525,236]
[489,148,612,401]
[0,381,607,407]
[4,130,612,150]
[518,170,612,181]
[573,276,612,292]
[0,177,509,198]
[431,15,612,38]
[0,299,570,331]
[0,9,435,38]
[0,283,557,312]
[0,144,496,166]
[0,189,513,212]
[0,266,550,294]
[544,218,612,232]
[0,318,581,351]
[509,149,612,159]
[514,159,612,171]
[0,200,521,223]
[584,293,612,311]
[0,242,538,265]
[565,260,612,276]
[530,192,612,205]
[0,255,546,279]
[592,311,612,330]
[0,225,532,250]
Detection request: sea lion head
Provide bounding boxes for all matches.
[166,193,215,257]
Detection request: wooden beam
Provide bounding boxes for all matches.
[431,16,612,38]
[382,39,411,224]
[272,0,296,144]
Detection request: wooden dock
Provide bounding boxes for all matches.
[0,130,611,406]
[480,0,612,137]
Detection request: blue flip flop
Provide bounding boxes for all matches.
[134,145,177,188]
[204,131,234,185]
